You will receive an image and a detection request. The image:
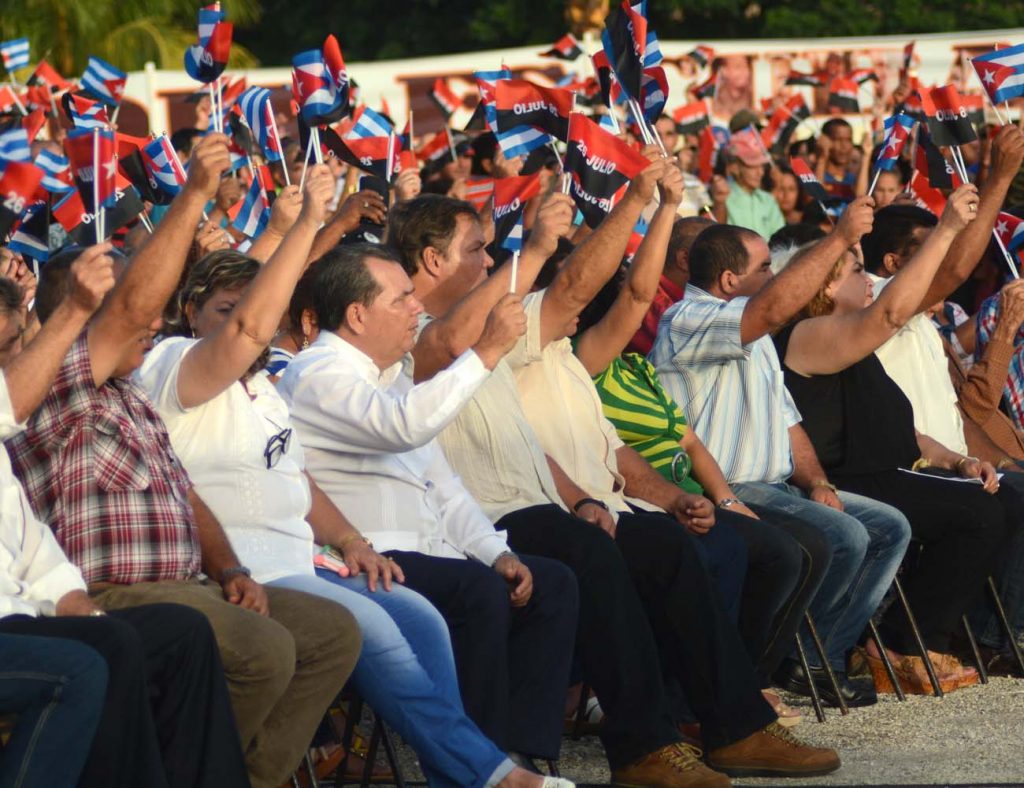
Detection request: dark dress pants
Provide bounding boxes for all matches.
[0,603,248,788]
[496,505,775,757]
[384,550,577,761]
[833,469,1007,654]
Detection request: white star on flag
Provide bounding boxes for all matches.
[103,159,118,180]
[997,220,1008,236]
[983,69,996,86]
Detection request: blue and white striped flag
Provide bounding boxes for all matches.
[36,149,74,193]
[349,105,394,139]
[0,127,31,164]
[230,176,270,238]
[237,86,283,162]
[0,38,30,73]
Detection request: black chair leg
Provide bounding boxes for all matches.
[361,715,383,788]
[988,576,1024,677]
[804,613,848,715]
[867,620,905,701]
[961,615,988,684]
[893,576,943,696]
[546,760,561,777]
[304,750,321,788]
[377,717,407,788]
[571,683,590,740]
[794,633,826,723]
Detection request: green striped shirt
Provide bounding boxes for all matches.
[591,353,703,495]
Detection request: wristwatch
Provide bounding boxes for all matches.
[717,498,742,509]
[221,566,252,581]
[809,479,838,494]
[573,497,609,514]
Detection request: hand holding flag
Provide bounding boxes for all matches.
[184,4,233,85]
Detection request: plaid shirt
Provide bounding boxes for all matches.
[5,335,201,585]
[975,293,1024,431]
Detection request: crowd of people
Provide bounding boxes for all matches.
[3,39,1024,788]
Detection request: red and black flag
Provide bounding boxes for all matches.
[53,186,146,246]
[492,172,542,252]
[908,170,946,216]
[591,51,624,109]
[827,78,860,113]
[429,78,461,121]
[761,95,807,157]
[901,41,916,79]
[785,70,826,88]
[697,125,717,184]
[26,59,72,93]
[564,112,650,228]
[0,161,44,238]
[790,157,830,203]
[914,124,963,190]
[848,68,879,86]
[600,0,647,101]
[415,127,456,165]
[464,176,495,211]
[672,100,710,136]
[320,128,398,181]
[540,33,583,61]
[688,45,715,69]
[494,80,574,141]
[920,84,978,147]
[963,93,985,129]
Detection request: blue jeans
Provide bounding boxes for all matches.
[0,630,107,788]
[269,572,512,788]
[731,481,911,672]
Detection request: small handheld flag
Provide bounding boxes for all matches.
[874,114,915,172]
[80,56,127,108]
[0,38,30,74]
[673,100,710,136]
[65,93,110,130]
[184,4,233,85]
[920,85,978,147]
[238,87,284,163]
[688,46,715,69]
[429,78,462,121]
[494,80,573,141]
[35,149,74,194]
[971,45,1024,107]
[789,157,830,204]
[540,34,583,61]
[230,175,271,237]
[827,78,860,113]
[292,49,346,126]
[493,172,542,253]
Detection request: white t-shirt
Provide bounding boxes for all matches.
[136,337,314,583]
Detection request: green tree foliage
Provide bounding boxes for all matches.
[0,0,261,77]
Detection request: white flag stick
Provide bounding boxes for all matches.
[139,212,155,234]
[867,169,881,197]
[993,229,1020,279]
[7,83,27,116]
[299,129,316,191]
[509,250,519,294]
[92,128,103,244]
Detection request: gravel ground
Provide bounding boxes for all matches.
[345,676,1024,786]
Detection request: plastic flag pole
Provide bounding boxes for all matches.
[139,213,155,234]
[509,250,519,294]
[267,109,290,186]
[92,128,103,244]
[445,126,458,164]
[993,230,1020,280]
[867,169,881,197]
[386,131,396,182]
[7,84,27,116]
[408,110,415,152]
[312,126,323,164]
[628,99,654,146]
[299,129,316,191]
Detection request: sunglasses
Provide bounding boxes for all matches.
[263,417,293,469]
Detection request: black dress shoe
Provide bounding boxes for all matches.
[507,752,542,774]
[775,659,877,708]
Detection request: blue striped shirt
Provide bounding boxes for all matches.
[649,285,801,485]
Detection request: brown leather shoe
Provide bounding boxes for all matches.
[706,722,840,778]
[611,742,731,787]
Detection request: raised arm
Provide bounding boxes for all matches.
[411,192,574,382]
[740,195,875,345]
[3,246,114,422]
[175,165,334,409]
[784,185,978,376]
[540,150,665,347]
[307,189,388,263]
[920,125,1024,309]
[575,165,684,375]
[87,133,231,386]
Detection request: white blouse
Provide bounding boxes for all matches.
[137,337,314,583]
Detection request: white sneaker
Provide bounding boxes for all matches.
[541,779,575,788]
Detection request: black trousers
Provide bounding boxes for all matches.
[833,469,1007,653]
[726,509,833,684]
[384,550,578,761]
[0,603,248,788]
[497,505,775,764]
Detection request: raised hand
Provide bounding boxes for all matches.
[67,243,116,316]
[527,192,575,258]
[186,133,232,201]
[299,164,336,226]
[473,293,527,369]
[835,194,875,245]
[939,183,980,234]
[266,184,303,236]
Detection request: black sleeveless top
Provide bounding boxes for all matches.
[774,323,921,479]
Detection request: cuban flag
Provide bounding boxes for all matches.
[184,4,233,84]
[237,86,284,162]
[475,69,513,133]
[80,56,127,107]
[292,49,345,126]
[540,33,583,61]
[643,32,662,69]
[141,135,187,199]
[7,202,49,262]
[1,38,30,73]
[875,113,915,172]
[66,93,110,129]
[35,149,74,193]
[640,67,668,121]
[230,175,270,237]
[349,105,394,139]
[0,126,31,164]
[995,212,1024,254]
[972,45,1024,105]
[493,172,542,252]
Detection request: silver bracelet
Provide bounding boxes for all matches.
[717,498,742,509]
